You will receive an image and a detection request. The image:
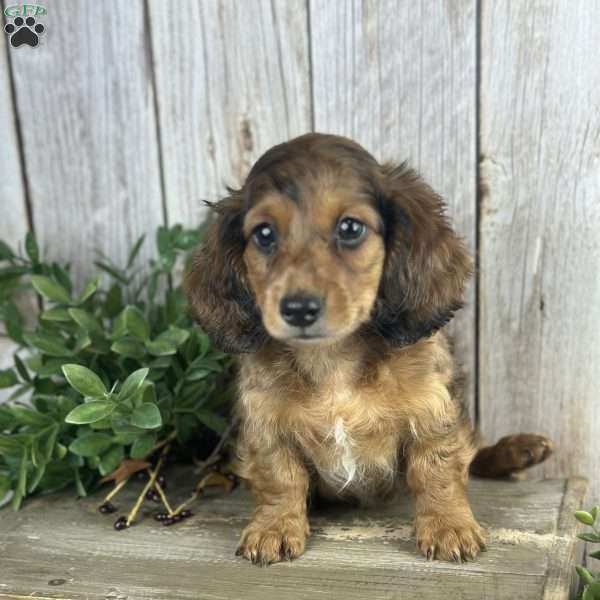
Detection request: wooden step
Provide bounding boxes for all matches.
[0,473,587,600]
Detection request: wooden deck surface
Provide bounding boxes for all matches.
[0,473,587,600]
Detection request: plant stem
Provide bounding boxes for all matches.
[153,480,174,515]
[103,478,128,503]
[126,446,168,526]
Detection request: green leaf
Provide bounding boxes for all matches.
[73,468,86,497]
[68,308,102,333]
[583,582,600,600]
[0,434,25,457]
[23,332,73,357]
[69,432,113,457]
[13,446,28,510]
[578,532,600,543]
[104,283,123,318]
[124,306,150,341]
[575,511,596,526]
[589,549,600,560]
[111,338,146,360]
[11,407,53,427]
[0,265,29,284]
[130,403,162,429]
[28,462,46,494]
[30,275,71,304]
[0,473,11,500]
[99,445,124,476]
[130,432,156,459]
[127,234,146,269]
[3,301,24,344]
[118,368,149,402]
[41,306,72,322]
[51,263,72,293]
[196,410,227,434]
[591,506,600,522]
[76,277,99,305]
[65,401,116,424]
[0,239,14,260]
[25,232,39,264]
[145,338,178,356]
[94,261,129,284]
[0,368,18,388]
[62,364,107,398]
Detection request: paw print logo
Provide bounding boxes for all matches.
[4,16,45,48]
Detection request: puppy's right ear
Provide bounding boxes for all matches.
[184,195,268,353]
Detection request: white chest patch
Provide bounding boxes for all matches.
[332,417,357,489]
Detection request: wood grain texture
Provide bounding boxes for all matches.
[148,0,312,227]
[309,0,478,417]
[0,30,28,250]
[0,472,587,600]
[6,0,164,288]
[479,0,600,505]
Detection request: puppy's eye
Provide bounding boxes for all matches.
[336,218,367,246]
[252,223,277,254]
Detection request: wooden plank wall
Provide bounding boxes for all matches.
[479,1,600,501]
[0,1,598,503]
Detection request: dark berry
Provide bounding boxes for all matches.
[154,512,169,521]
[98,501,117,514]
[136,470,148,481]
[162,517,175,526]
[180,509,192,519]
[145,488,161,502]
[114,516,128,530]
[157,475,167,489]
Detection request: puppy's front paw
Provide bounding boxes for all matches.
[236,518,308,565]
[415,514,485,561]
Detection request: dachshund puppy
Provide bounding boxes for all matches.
[185,133,552,564]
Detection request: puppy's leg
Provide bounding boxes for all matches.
[236,440,310,565]
[470,433,553,478]
[406,424,485,561]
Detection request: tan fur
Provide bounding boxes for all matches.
[185,133,553,565]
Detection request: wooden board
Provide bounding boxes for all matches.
[6,0,164,288]
[148,0,312,227]
[309,0,478,418]
[0,471,587,600]
[479,1,600,505]
[0,29,28,252]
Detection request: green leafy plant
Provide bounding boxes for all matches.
[0,225,234,518]
[575,506,600,599]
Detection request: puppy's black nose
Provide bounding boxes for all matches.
[280,294,322,328]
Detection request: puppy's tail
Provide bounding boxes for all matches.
[470,433,554,478]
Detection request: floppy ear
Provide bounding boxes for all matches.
[371,163,473,347]
[184,195,268,353]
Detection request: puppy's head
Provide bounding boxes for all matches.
[185,133,472,353]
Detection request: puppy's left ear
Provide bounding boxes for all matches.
[184,195,268,353]
[371,163,473,347]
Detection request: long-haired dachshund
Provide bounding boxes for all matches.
[185,133,553,564]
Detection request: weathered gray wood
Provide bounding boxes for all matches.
[479,0,600,506]
[148,0,312,226]
[0,30,28,250]
[309,0,478,417]
[0,32,30,405]
[0,473,587,600]
[6,0,164,288]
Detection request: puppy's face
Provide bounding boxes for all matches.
[185,133,472,354]
[242,178,385,344]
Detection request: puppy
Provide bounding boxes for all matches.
[185,133,553,564]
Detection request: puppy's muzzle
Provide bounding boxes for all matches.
[280,293,322,330]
